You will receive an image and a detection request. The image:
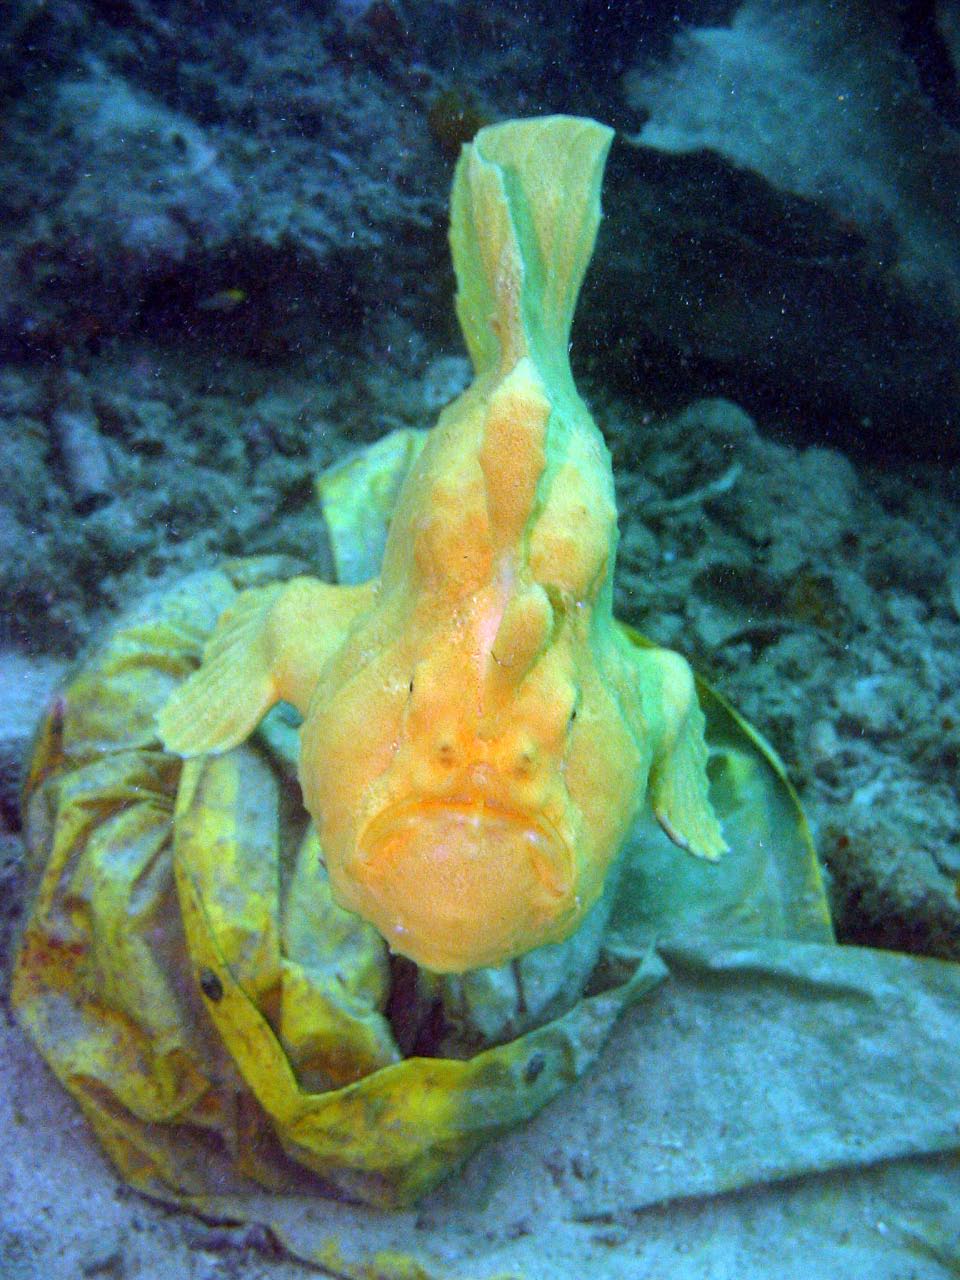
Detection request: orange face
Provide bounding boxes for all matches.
[298,580,648,971]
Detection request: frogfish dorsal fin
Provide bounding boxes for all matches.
[449,115,614,385]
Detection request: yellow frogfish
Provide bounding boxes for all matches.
[158,115,726,973]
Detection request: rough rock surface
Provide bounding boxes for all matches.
[615,0,960,456]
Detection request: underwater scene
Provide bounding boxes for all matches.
[1,2,959,1277]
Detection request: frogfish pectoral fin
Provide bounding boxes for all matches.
[157,582,287,756]
[643,650,729,862]
[649,716,728,861]
[157,575,373,757]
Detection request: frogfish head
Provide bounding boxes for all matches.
[299,362,649,973]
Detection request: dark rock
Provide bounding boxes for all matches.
[582,140,960,462]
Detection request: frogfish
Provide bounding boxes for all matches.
[158,115,726,974]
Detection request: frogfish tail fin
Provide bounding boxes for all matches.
[449,115,614,383]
